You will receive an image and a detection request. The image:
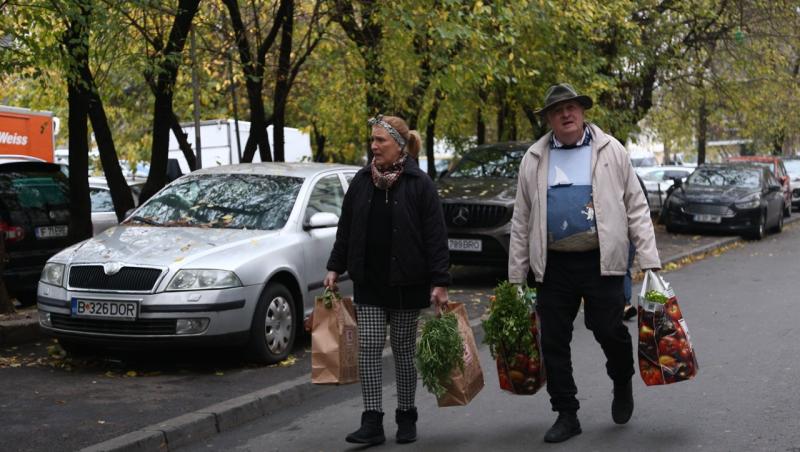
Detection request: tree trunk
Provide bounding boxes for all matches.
[312,122,326,162]
[272,0,294,162]
[522,105,546,139]
[66,82,93,241]
[168,112,197,171]
[63,1,93,241]
[696,93,708,165]
[140,0,200,203]
[476,107,485,145]
[425,95,441,179]
[0,238,13,314]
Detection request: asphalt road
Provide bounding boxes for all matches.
[183,223,800,452]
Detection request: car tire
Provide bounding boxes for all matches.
[246,282,296,365]
[746,211,767,240]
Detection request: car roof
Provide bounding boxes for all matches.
[0,155,47,164]
[639,165,694,173]
[191,162,362,178]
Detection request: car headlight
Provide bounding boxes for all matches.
[166,270,242,291]
[734,193,761,209]
[40,263,65,287]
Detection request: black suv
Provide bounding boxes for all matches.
[1,158,73,305]
[437,141,532,267]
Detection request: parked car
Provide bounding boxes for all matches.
[662,163,785,240]
[726,155,791,217]
[637,166,695,213]
[1,158,74,305]
[783,158,800,210]
[437,141,532,267]
[89,177,146,235]
[37,162,359,363]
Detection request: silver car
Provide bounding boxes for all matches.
[638,166,695,213]
[89,176,146,235]
[37,163,359,363]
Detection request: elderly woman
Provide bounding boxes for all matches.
[324,114,450,445]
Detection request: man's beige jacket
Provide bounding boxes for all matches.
[508,123,661,283]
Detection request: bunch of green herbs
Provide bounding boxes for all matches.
[416,312,464,398]
[482,281,536,360]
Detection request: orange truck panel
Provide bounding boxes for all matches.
[0,107,55,162]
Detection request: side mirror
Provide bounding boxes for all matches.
[670,177,683,188]
[305,212,339,230]
[768,184,782,193]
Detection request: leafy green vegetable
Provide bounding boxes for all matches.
[416,312,464,398]
[482,281,536,361]
[320,288,337,308]
[644,290,669,304]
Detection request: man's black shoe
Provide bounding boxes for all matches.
[543,412,581,443]
[612,379,634,424]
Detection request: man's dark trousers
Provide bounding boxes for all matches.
[535,249,635,413]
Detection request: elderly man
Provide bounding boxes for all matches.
[508,83,661,443]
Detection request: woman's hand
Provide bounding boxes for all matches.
[430,286,449,310]
[324,271,339,291]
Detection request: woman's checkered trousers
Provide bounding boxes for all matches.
[356,304,420,412]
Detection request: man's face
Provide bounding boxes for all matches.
[370,126,403,168]
[546,101,585,144]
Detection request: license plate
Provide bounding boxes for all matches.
[35,225,68,239]
[448,238,482,252]
[694,214,721,224]
[71,298,138,321]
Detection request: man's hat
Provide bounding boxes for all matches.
[535,83,593,115]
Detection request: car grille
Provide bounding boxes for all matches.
[443,203,509,228]
[50,313,177,335]
[684,204,733,216]
[68,265,163,291]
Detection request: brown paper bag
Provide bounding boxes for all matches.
[311,290,359,384]
[436,302,485,407]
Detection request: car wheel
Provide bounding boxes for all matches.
[246,282,296,365]
[773,207,784,233]
[746,211,767,240]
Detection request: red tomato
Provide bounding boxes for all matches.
[658,336,679,356]
[667,301,682,321]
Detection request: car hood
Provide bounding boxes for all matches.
[678,185,759,203]
[51,226,281,270]
[437,177,517,203]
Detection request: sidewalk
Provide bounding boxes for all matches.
[72,218,796,452]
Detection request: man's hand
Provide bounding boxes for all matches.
[430,286,449,310]
[323,271,339,291]
[643,268,660,273]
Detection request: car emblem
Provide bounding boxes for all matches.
[103,262,123,275]
[452,207,470,226]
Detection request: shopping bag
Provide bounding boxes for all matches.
[484,283,546,395]
[436,302,484,407]
[637,270,699,386]
[311,289,359,384]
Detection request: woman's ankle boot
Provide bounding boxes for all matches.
[345,410,385,445]
[395,407,418,444]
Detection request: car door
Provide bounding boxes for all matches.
[764,171,783,225]
[301,173,350,303]
[90,187,119,235]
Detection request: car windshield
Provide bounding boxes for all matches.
[783,160,800,177]
[687,167,761,188]
[447,147,526,179]
[130,173,304,230]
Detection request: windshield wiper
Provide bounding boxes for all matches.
[128,215,162,226]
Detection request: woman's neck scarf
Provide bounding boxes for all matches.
[371,153,407,190]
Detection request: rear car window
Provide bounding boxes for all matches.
[0,168,69,211]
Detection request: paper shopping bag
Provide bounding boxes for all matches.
[311,289,359,384]
[637,270,699,386]
[436,302,484,407]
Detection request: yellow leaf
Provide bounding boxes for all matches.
[125,370,137,377]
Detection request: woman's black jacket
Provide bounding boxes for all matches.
[326,158,451,287]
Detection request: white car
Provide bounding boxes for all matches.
[638,166,695,212]
[37,163,359,363]
[89,177,146,235]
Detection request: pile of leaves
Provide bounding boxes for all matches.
[416,312,464,398]
[482,281,536,363]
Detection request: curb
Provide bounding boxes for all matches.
[0,311,40,347]
[56,218,800,451]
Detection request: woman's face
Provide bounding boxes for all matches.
[371,126,403,168]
